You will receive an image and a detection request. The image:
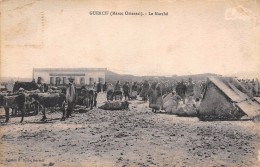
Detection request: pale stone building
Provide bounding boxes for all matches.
[33,68,106,86]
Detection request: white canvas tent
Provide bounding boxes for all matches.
[199,77,260,120]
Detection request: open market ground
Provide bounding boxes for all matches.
[0,93,260,167]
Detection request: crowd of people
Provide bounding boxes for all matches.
[238,78,259,97]
[94,78,259,105]
[82,78,207,113]
[1,76,259,121]
[91,79,206,109]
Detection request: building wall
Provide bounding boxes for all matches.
[34,71,50,83]
[33,69,105,85]
[86,71,105,84]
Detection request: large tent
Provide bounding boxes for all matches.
[199,77,260,120]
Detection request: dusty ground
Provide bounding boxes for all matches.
[0,93,260,167]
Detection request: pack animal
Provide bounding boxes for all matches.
[29,93,66,121]
[2,93,26,123]
[13,81,40,93]
[81,88,97,109]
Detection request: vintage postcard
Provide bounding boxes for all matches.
[0,0,260,167]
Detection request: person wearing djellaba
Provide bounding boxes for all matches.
[65,77,76,118]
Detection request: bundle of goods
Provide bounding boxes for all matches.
[162,92,179,113]
[162,92,199,117]
[130,91,138,99]
[99,101,129,110]
[173,97,199,117]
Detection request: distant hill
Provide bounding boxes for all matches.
[105,70,142,84]
[1,71,221,84]
[105,70,220,83]
[173,73,222,81]
[228,71,260,79]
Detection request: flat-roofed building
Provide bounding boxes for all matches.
[33,68,107,86]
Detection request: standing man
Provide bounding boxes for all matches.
[176,80,187,104]
[66,78,76,118]
[97,82,102,93]
[115,81,121,91]
[140,80,150,102]
[148,82,162,112]
[114,81,123,100]
[255,79,259,96]
[123,82,130,101]
[131,82,138,99]
[103,82,107,93]
[37,77,44,92]
[93,82,98,107]
[186,78,194,98]
[93,82,97,91]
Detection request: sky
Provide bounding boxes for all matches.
[1,0,260,78]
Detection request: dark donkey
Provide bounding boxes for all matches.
[3,93,26,123]
[80,88,97,109]
[29,93,66,121]
[13,81,40,93]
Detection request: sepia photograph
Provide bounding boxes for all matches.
[0,0,260,166]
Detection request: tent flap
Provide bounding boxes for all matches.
[199,77,260,120]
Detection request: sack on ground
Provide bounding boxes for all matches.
[131,91,138,98]
[99,101,129,110]
[162,93,174,104]
[163,100,178,113]
[176,103,197,117]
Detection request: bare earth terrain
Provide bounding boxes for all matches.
[0,93,260,167]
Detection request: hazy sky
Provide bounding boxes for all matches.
[1,0,260,78]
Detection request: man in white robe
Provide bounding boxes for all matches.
[66,78,76,118]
